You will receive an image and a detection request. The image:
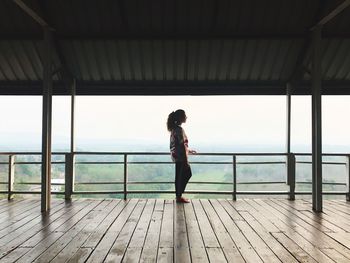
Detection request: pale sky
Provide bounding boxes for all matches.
[1,95,350,152]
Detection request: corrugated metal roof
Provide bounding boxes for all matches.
[59,39,304,82]
[0,40,60,81]
[44,0,319,37]
[0,0,349,94]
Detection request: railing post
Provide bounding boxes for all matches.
[346,155,350,201]
[287,153,296,200]
[124,154,128,200]
[232,155,237,201]
[8,155,15,200]
[65,153,75,200]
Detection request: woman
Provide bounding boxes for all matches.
[167,109,196,203]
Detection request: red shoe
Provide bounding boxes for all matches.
[176,197,190,203]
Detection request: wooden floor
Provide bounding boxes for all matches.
[1,199,350,262]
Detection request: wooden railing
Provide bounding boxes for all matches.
[0,151,349,200]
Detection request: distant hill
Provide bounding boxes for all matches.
[1,132,350,153]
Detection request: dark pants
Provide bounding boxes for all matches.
[175,162,192,197]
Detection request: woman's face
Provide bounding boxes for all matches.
[181,113,187,123]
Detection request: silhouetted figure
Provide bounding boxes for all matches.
[167,109,196,203]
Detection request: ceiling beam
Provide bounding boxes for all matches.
[313,0,350,28]
[2,32,350,41]
[289,0,350,85]
[12,0,52,29]
[288,1,326,84]
[36,0,73,83]
[1,80,350,95]
[12,0,73,83]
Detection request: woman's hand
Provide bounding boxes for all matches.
[189,149,197,154]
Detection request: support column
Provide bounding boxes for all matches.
[65,79,76,200]
[286,83,292,155]
[311,25,323,212]
[41,26,53,212]
[286,83,295,200]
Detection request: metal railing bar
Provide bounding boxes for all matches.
[75,161,192,165]
[11,180,345,186]
[237,162,286,164]
[236,191,289,195]
[14,162,65,165]
[323,192,348,195]
[3,160,348,165]
[295,191,347,195]
[74,161,288,165]
[73,161,288,165]
[15,182,65,185]
[73,152,288,156]
[323,162,347,165]
[295,153,350,156]
[296,181,346,185]
[1,190,346,195]
[73,190,289,195]
[73,181,292,185]
[75,182,124,185]
[0,152,66,155]
[237,181,288,185]
[14,162,42,165]
[72,181,347,186]
[129,190,234,194]
[296,161,347,165]
[129,162,233,164]
[117,190,291,194]
[0,151,348,156]
[127,181,234,185]
[10,191,65,194]
[73,191,124,194]
[75,152,169,155]
[75,162,124,165]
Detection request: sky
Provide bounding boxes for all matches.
[1,95,350,152]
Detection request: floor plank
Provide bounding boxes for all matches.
[183,200,208,263]
[33,200,104,263]
[202,200,245,263]
[157,200,174,262]
[104,200,147,262]
[263,200,350,260]
[52,200,120,263]
[85,199,137,263]
[124,199,156,262]
[239,201,298,263]
[1,198,350,262]
[216,199,263,262]
[174,203,191,263]
[272,232,319,263]
[139,207,163,262]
